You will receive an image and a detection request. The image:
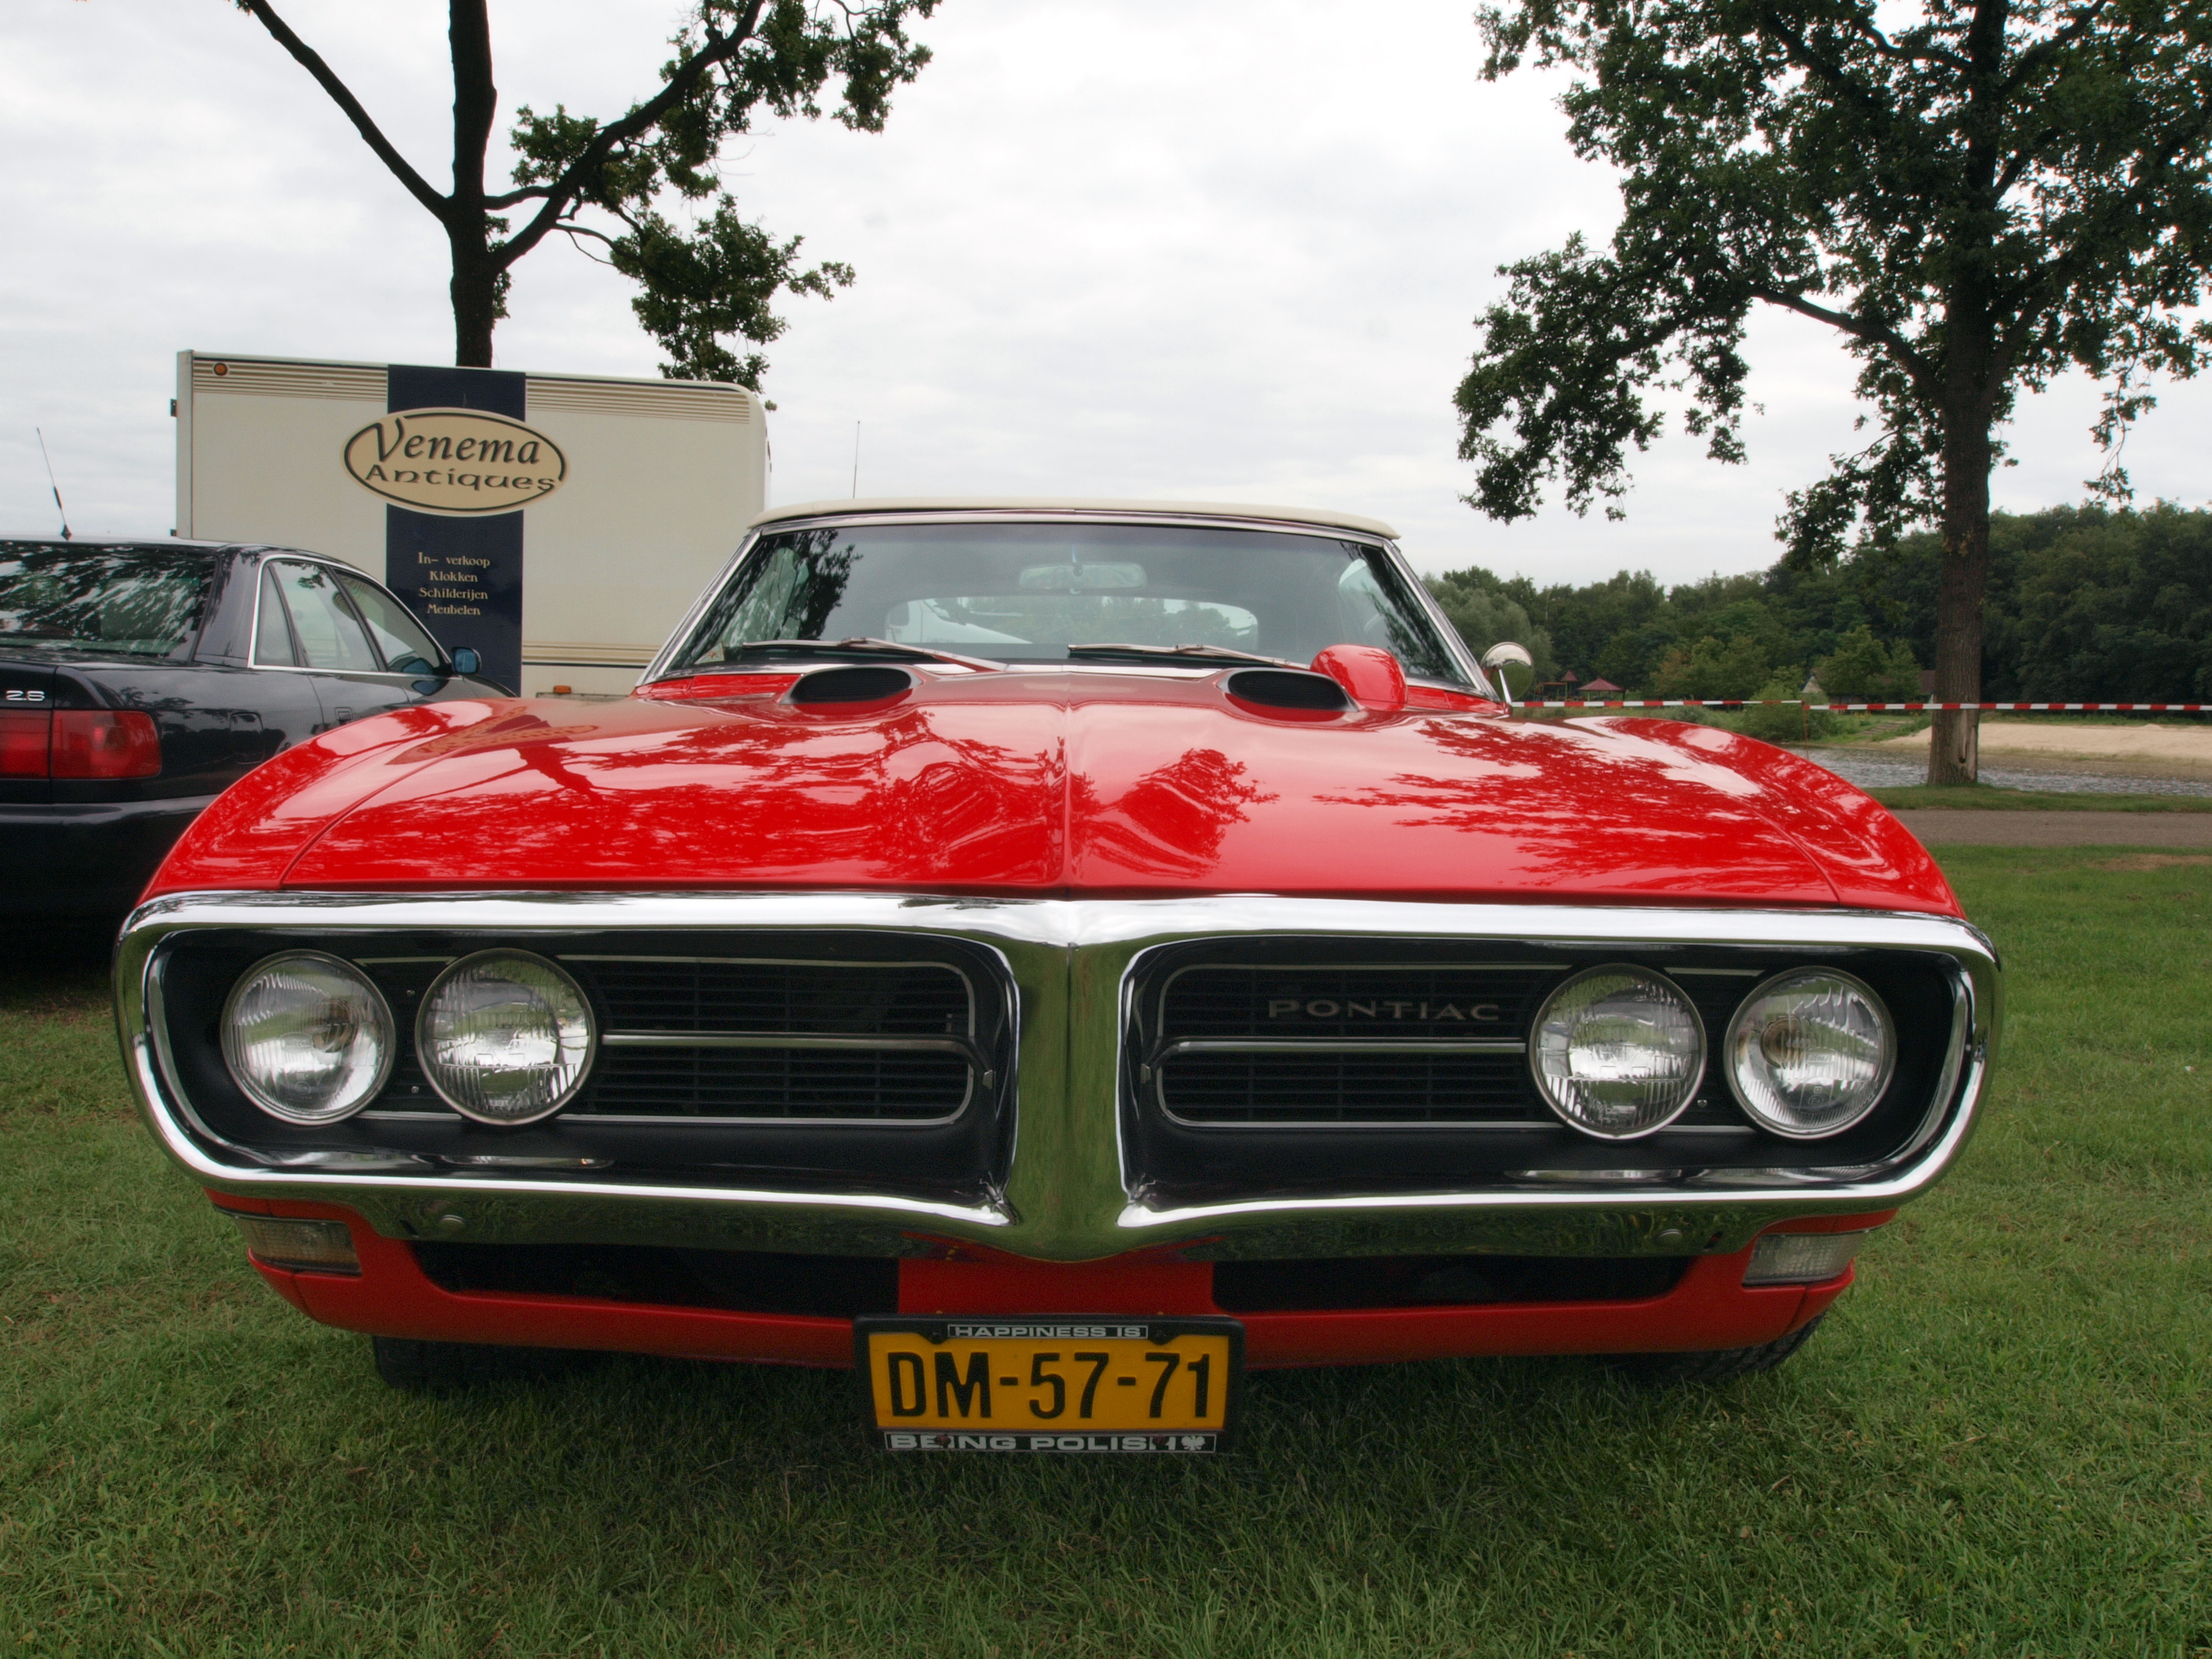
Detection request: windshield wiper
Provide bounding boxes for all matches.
[717,637,1003,671]
[1065,642,1296,668]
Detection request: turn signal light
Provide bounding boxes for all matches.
[51,710,161,778]
[226,1213,361,1274]
[1743,1230,1866,1286]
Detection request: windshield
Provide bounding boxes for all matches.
[0,541,215,657]
[662,521,1471,683]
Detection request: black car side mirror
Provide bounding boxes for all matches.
[450,647,481,675]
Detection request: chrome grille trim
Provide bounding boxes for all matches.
[118,891,1999,1262]
[1154,1039,1527,1057]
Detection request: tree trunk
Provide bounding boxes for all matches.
[446,0,499,367]
[1926,0,2011,788]
[450,241,500,368]
[1928,415,1991,786]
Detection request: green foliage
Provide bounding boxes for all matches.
[506,0,936,387]
[1739,675,1838,743]
[1424,571,1558,680]
[236,0,937,377]
[1481,502,2212,702]
[609,201,852,387]
[2010,504,2212,699]
[1458,0,2212,554]
[1814,627,1923,703]
[1651,633,1773,700]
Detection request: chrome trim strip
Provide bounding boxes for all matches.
[601,1032,978,1056]
[117,890,1999,1262]
[1156,1038,1526,1057]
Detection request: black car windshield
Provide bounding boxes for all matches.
[663,521,1472,683]
[0,541,215,657]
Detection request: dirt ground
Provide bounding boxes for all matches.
[1877,719,2212,779]
[1891,810,2212,847]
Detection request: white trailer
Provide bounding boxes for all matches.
[174,350,767,697]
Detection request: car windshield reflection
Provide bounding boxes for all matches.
[0,542,215,657]
[663,522,1470,685]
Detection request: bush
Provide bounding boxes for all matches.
[1738,676,1839,743]
[1651,634,1772,700]
[1814,626,1923,702]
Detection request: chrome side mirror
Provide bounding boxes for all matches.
[1480,641,1535,705]
[449,646,481,676]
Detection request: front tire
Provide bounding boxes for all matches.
[1604,1310,1828,1386]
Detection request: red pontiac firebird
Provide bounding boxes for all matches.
[116,501,1997,1452]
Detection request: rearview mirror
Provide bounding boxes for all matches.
[450,646,481,676]
[1017,563,1147,592]
[1479,641,1535,703]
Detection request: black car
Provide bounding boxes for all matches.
[0,538,507,927]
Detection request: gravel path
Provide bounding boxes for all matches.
[1891,810,2212,847]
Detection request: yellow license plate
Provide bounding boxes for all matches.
[855,1318,1243,1452]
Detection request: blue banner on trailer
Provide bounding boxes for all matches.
[382,365,527,693]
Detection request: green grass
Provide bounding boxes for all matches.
[1870,783,2212,811]
[4,853,2209,1657]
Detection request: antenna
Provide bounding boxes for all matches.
[35,428,73,541]
[851,421,861,498]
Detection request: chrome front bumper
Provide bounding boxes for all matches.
[116,891,2000,1262]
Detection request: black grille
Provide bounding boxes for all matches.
[414,1242,898,1316]
[583,1045,971,1121]
[1148,959,1751,1128]
[1161,1051,1538,1125]
[575,957,970,1037]
[1212,1253,1689,1312]
[354,953,986,1123]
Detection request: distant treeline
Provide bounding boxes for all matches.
[1427,503,2212,703]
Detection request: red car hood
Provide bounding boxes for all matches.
[147,670,1956,914]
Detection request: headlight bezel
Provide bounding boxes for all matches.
[1528,962,1708,1141]
[1723,966,1898,1140]
[414,948,598,1127]
[218,948,397,1125]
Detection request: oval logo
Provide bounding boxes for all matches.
[341,409,567,516]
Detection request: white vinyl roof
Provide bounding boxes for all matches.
[748,497,1400,540]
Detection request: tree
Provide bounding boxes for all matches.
[232,0,937,381]
[1453,0,2212,783]
[1815,625,1925,701]
[1426,572,1560,680]
[1651,633,1776,700]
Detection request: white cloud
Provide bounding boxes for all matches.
[2,0,2204,586]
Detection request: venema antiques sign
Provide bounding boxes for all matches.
[342,408,568,515]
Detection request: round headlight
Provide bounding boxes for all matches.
[1530,965,1705,1139]
[1724,968,1895,1138]
[417,950,595,1125]
[221,951,395,1124]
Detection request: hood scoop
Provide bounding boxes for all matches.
[1222,667,1355,716]
[787,665,918,706]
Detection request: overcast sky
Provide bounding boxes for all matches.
[4,0,2208,586]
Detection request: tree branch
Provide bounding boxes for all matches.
[495,0,773,269]
[1840,15,1971,74]
[231,0,449,221]
[1999,0,2112,95]
[1748,284,1934,386]
[483,184,557,209]
[1754,10,1890,122]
